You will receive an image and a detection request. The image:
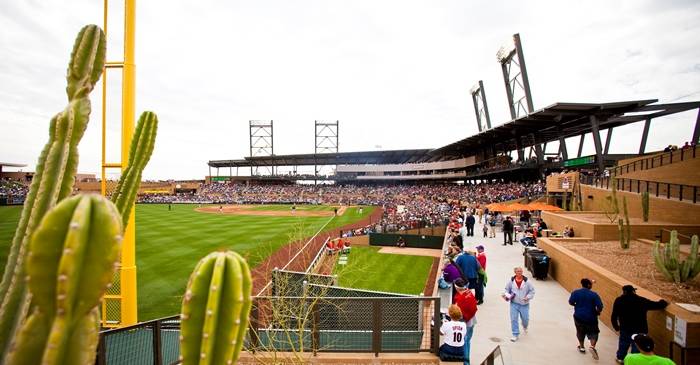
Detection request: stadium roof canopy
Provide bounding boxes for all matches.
[208,149,433,168]
[430,99,700,158]
[0,162,27,168]
[209,99,700,168]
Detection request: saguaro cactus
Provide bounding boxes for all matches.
[4,195,123,365]
[0,24,105,357]
[618,196,631,249]
[654,231,700,283]
[110,111,159,226]
[180,251,253,365]
[641,191,650,222]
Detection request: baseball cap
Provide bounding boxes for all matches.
[631,334,654,352]
[581,278,592,287]
[622,285,636,293]
[454,278,468,289]
[475,245,484,251]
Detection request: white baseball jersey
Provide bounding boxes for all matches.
[440,320,466,347]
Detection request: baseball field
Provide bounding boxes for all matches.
[0,203,434,321]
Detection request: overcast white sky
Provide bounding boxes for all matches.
[1,0,699,180]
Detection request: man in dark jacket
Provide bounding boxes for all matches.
[611,285,668,363]
[455,251,482,299]
[465,213,476,237]
[569,278,603,360]
[502,216,514,245]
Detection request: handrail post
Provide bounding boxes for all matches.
[433,297,441,355]
[667,183,671,199]
[311,300,320,356]
[372,300,382,357]
[97,332,107,365]
[249,300,260,352]
[680,185,684,201]
[153,320,162,365]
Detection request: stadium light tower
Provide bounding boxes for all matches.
[471,80,492,132]
[249,120,274,176]
[315,120,339,181]
[497,33,543,162]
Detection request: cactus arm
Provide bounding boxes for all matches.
[62,308,100,365]
[4,195,122,365]
[689,235,700,278]
[229,252,252,363]
[653,240,673,280]
[180,252,253,365]
[2,310,50,365]
[180,254,217,365]
[0,25,105,357]
[111,111,158,227]
[66,25,106,101]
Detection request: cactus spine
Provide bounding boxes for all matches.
[0,25,105,357]
[642,191,650,222]
[4,195,123,365]
[110,111,159,226]
[180,251,253,365]
[653,231,700,283]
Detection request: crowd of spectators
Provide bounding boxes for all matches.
[0,180,29,203]
[136,182,544,233]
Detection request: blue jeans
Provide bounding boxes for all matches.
[510,302,529,336]
[616,330,640,360]
[463,325,474,365]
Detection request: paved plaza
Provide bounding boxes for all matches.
[452,221,620,365]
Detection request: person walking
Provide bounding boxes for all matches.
[568,278,604,360]
[455,250,482,302]
[623,334,675,365]
[611,285,668,363]
[453,279,477,365]
[488,214,497,238]
[466,213,476,237]
[502,267,535,342]
[502,216,514,245]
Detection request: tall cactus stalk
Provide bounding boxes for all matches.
[641,191,650,222]
[180,251,253,365]
[0,25,105,357]
[4,195,122,365]
[110,111,158,226]
[618,196,631,249]
[653,231,700,283]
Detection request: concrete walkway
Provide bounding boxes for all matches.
[452,221,620,365]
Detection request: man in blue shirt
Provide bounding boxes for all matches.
[455,250,482,299]
[568,278,603,360]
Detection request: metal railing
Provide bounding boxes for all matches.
[97,296,440,364]
[96,315,180,365]
[610,145,699,177]
[479,345,505,365]
[580,175,700,204]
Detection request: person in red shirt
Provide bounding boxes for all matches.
[453,279,477,364]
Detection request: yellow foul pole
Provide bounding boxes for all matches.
[120,0,138,326]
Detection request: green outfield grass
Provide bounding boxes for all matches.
[333,246,433,295]
[0,204,374,320]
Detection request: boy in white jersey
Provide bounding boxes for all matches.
[439,304,467,361]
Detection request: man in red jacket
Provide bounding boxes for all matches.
[453,279,478,364]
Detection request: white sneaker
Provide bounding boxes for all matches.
[510,336,518,342]
[522,326,528,334]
